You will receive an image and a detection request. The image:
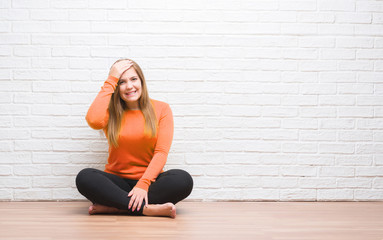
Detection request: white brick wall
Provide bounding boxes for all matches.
[1,0,383,201]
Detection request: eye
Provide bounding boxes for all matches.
[132,78,138,81]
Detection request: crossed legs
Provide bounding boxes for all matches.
[75,168,193,218]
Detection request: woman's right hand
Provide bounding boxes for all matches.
[108,60,134,79]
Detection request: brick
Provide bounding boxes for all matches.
[373,13,383,24]
[51,0,87,8]
[358,73,383,83]
[300,60,337,71]
[0,190,12,200]
[301,83,336,94]
[14,116,52,127]
[33,152,70,164]
[337,83,373,94]
[0,104,28,115]
[336,155,372,166]
[69,153,108,164]
[260,154,296,165]
[52,140,90,151]
[14,189,52,200]
[13,70,51,80]
[32,177,73,188]
[373,178,383,188]
[317,190,353,201]
[320,167,354,177]
[300,108,337,118]
[299,130,337,141]
[280,189,316,201]
[299,37,335,48]
[262,107,298,117]
[358,96,383,106]
[357,1,383,12]
[336,37,374,48]
[32,34,70,45]
[280,0,316,10]
[357,144,383,154]
[319,96,355,106]
[300,178,336,188]
[259,12,294,22]
[30,10,68,20]
[319,144,355,154]
[320,49,355,60]
[338,107,373,118]
[239,0,278,10]
[0,129,30,140]
[337,178,372,188]
[282,143,317,153]
[52,47,90,57]
[356,167,383,177]
[15,140,52,151]
[339,130,373,142]
[320,119,355,129]
[33,81,70,92]
[14,93,52,103]
[0,177,30,188]
[282,119,318,129]
[0,166,12,176]
[336,13,372,24]
[356,24,383,36]
[298,13,334,23]
[318,0,355,11]
[281,166,317,177]
[1,34,29,44]
[32,105,71,116]
[261,177,298,188]
[51,22,90,33]
[375,132,383,142]
[358,119,383,129]
[339,60,373,71]
[0,152,31,164]
[296,155,334,166]
[355,190,383,200]
[282,72,318,83]
[259,130,298,140]
[283,49,318,59]
[12,0,50,8]
[53,188,83,200]
[14,165,51,176]
[12,21,50,33]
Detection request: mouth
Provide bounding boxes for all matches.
[124,91,137,97]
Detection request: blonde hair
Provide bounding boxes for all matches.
[107,59,157,147]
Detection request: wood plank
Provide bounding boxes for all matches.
[0,201,382,240]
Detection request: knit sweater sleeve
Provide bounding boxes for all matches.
[135,103,174,191]
[85,76,119,130]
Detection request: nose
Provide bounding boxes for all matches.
[126,80,133,89]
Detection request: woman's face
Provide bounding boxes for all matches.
[119,67,142,109]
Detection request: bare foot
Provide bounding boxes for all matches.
[142,203,176,218]
[88,204,129,215]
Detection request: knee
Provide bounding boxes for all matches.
[169,169,194,194]
[75,168,95,189]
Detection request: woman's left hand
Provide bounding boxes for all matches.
[128,187,148,212]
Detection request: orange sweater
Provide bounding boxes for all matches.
[85,76,174,191]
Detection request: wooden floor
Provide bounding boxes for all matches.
[0,201,383,240]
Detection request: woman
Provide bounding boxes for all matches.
[75,59,193,218]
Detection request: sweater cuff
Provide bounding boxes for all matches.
[108,75,119,83]
[135,179,151,192]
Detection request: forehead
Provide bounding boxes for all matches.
[120,67,138,80]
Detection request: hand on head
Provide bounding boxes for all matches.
[109,60,133,79]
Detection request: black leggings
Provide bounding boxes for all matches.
[75,168,193,215]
